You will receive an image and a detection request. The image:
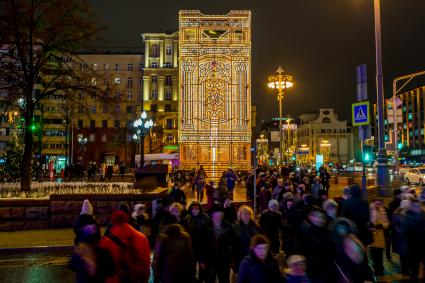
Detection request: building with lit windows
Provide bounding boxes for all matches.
[297,109,354,164]
[141,32,179,154]
[377,85,425,163]
[178,10,252,179]
[75,51,144,167]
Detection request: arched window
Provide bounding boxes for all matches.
[322,117,331,123]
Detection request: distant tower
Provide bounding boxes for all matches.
[178,10,252,179]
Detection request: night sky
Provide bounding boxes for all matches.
[90,0,425,124]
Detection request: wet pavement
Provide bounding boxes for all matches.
[0,249,74,283]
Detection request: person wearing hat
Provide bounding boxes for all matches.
[259,199,282,255]
[391,199,412,275]
[237,234,283,283]
[200,204,235,283]
[73,199,101,245]
[130,203,149,233]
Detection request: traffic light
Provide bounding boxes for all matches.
[363,152,371,162]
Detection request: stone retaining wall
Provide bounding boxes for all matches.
[0,192,167,232]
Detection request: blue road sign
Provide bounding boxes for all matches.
[352,101,370,126]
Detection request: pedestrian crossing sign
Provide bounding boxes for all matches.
[352,101,370,126]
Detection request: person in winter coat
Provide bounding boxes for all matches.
[298,206,332,283]
[322,199,338,224]
[70,200,104,283]
[99,210,151,283]
[258,185,272,213]
[200,204,236,283]
[232,205,263,272]
[311,177,323,200]
[168,183,186,205]
[154,224,194,283]
[259,199,282,255]
[329,234,376,283]
[183,201,210,282]
[402,199,425,279]
[237,234,283,283]
[225,168,237,199]
[319,168,330,192]
[130,203,150,234]
[223,198,237,224]
[369,199,389,276]
[342,184,372,246]
[73,199,101,245]
[391,199,411,275]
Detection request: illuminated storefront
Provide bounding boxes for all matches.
[179,10,252,179]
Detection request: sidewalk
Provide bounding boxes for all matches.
[0,228,74,251]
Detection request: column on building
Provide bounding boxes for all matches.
[173,41,178,68]
[158,76,164,101]
[172,76,178,101]
[144,42,150,68]
[159,39,164,68]
[143,76,150,103]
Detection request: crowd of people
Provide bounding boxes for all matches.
[69,165,425,283]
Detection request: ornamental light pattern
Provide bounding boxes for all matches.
[179,10,252,180]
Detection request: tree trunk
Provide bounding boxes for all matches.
[21,122,33,191]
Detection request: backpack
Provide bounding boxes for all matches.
[105,230,149,283]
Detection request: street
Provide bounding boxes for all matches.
[0,249,73,283]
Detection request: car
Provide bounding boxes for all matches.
[404,168,425,186]
[346,163,363,173]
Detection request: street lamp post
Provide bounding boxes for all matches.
[373,0,390,188]
[320,139,331,163]
[133,111,153,168]
[77,134,87,167]
[268,66,293,166]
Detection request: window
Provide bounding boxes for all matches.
[90,105,96,113]
[104,63,109,70]
[102,104,109,113]
[165,76,172,86]
[151,76,157,84]
[114,77,121,85]
[151,104,157,112]
[114,120,120,128]
[151,90,158,100]
[90,120,95,130]
[167,134,173,142]
[90,92,96,99]
[89,134,95,142]
[102,120,107,128]
[164,62,172,68]
[127,134,133,142]
[79,92,84,99]
[322,117,331,123]
[127,92,132,100]
[166,46,172,55]
[93,63,97,70]
[151,44,159,57]
[139,78,143,86]
[127,105,134,113]
[78,106,84,113]
[165,89,172,100]
[115,63,120,71]
[101,134,107,142]
[114,105,120,113]
[127,78,133,88]
[164,104,171,112]
[151,62,158,68]
[78,120,83,129]
[126,121,133,130]
[127,64,133,71]
[140,63,144,70]
[166,119,173,129]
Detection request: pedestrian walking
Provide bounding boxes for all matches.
[368,199,389,276]
[259,199,282,255]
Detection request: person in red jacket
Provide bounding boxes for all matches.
[99,210,151,283]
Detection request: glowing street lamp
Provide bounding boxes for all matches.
[133,111,153,167]
[267,66,293,165]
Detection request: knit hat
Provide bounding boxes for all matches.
[323,199,338,210]
[209,203,224,215]
[80,199,93,215]
[268,199,279,209]
[283,192,294,201]
[287,255,306,266]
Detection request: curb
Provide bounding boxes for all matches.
[0,245,73,254]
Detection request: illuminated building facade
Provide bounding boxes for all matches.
[178,10,252,179]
